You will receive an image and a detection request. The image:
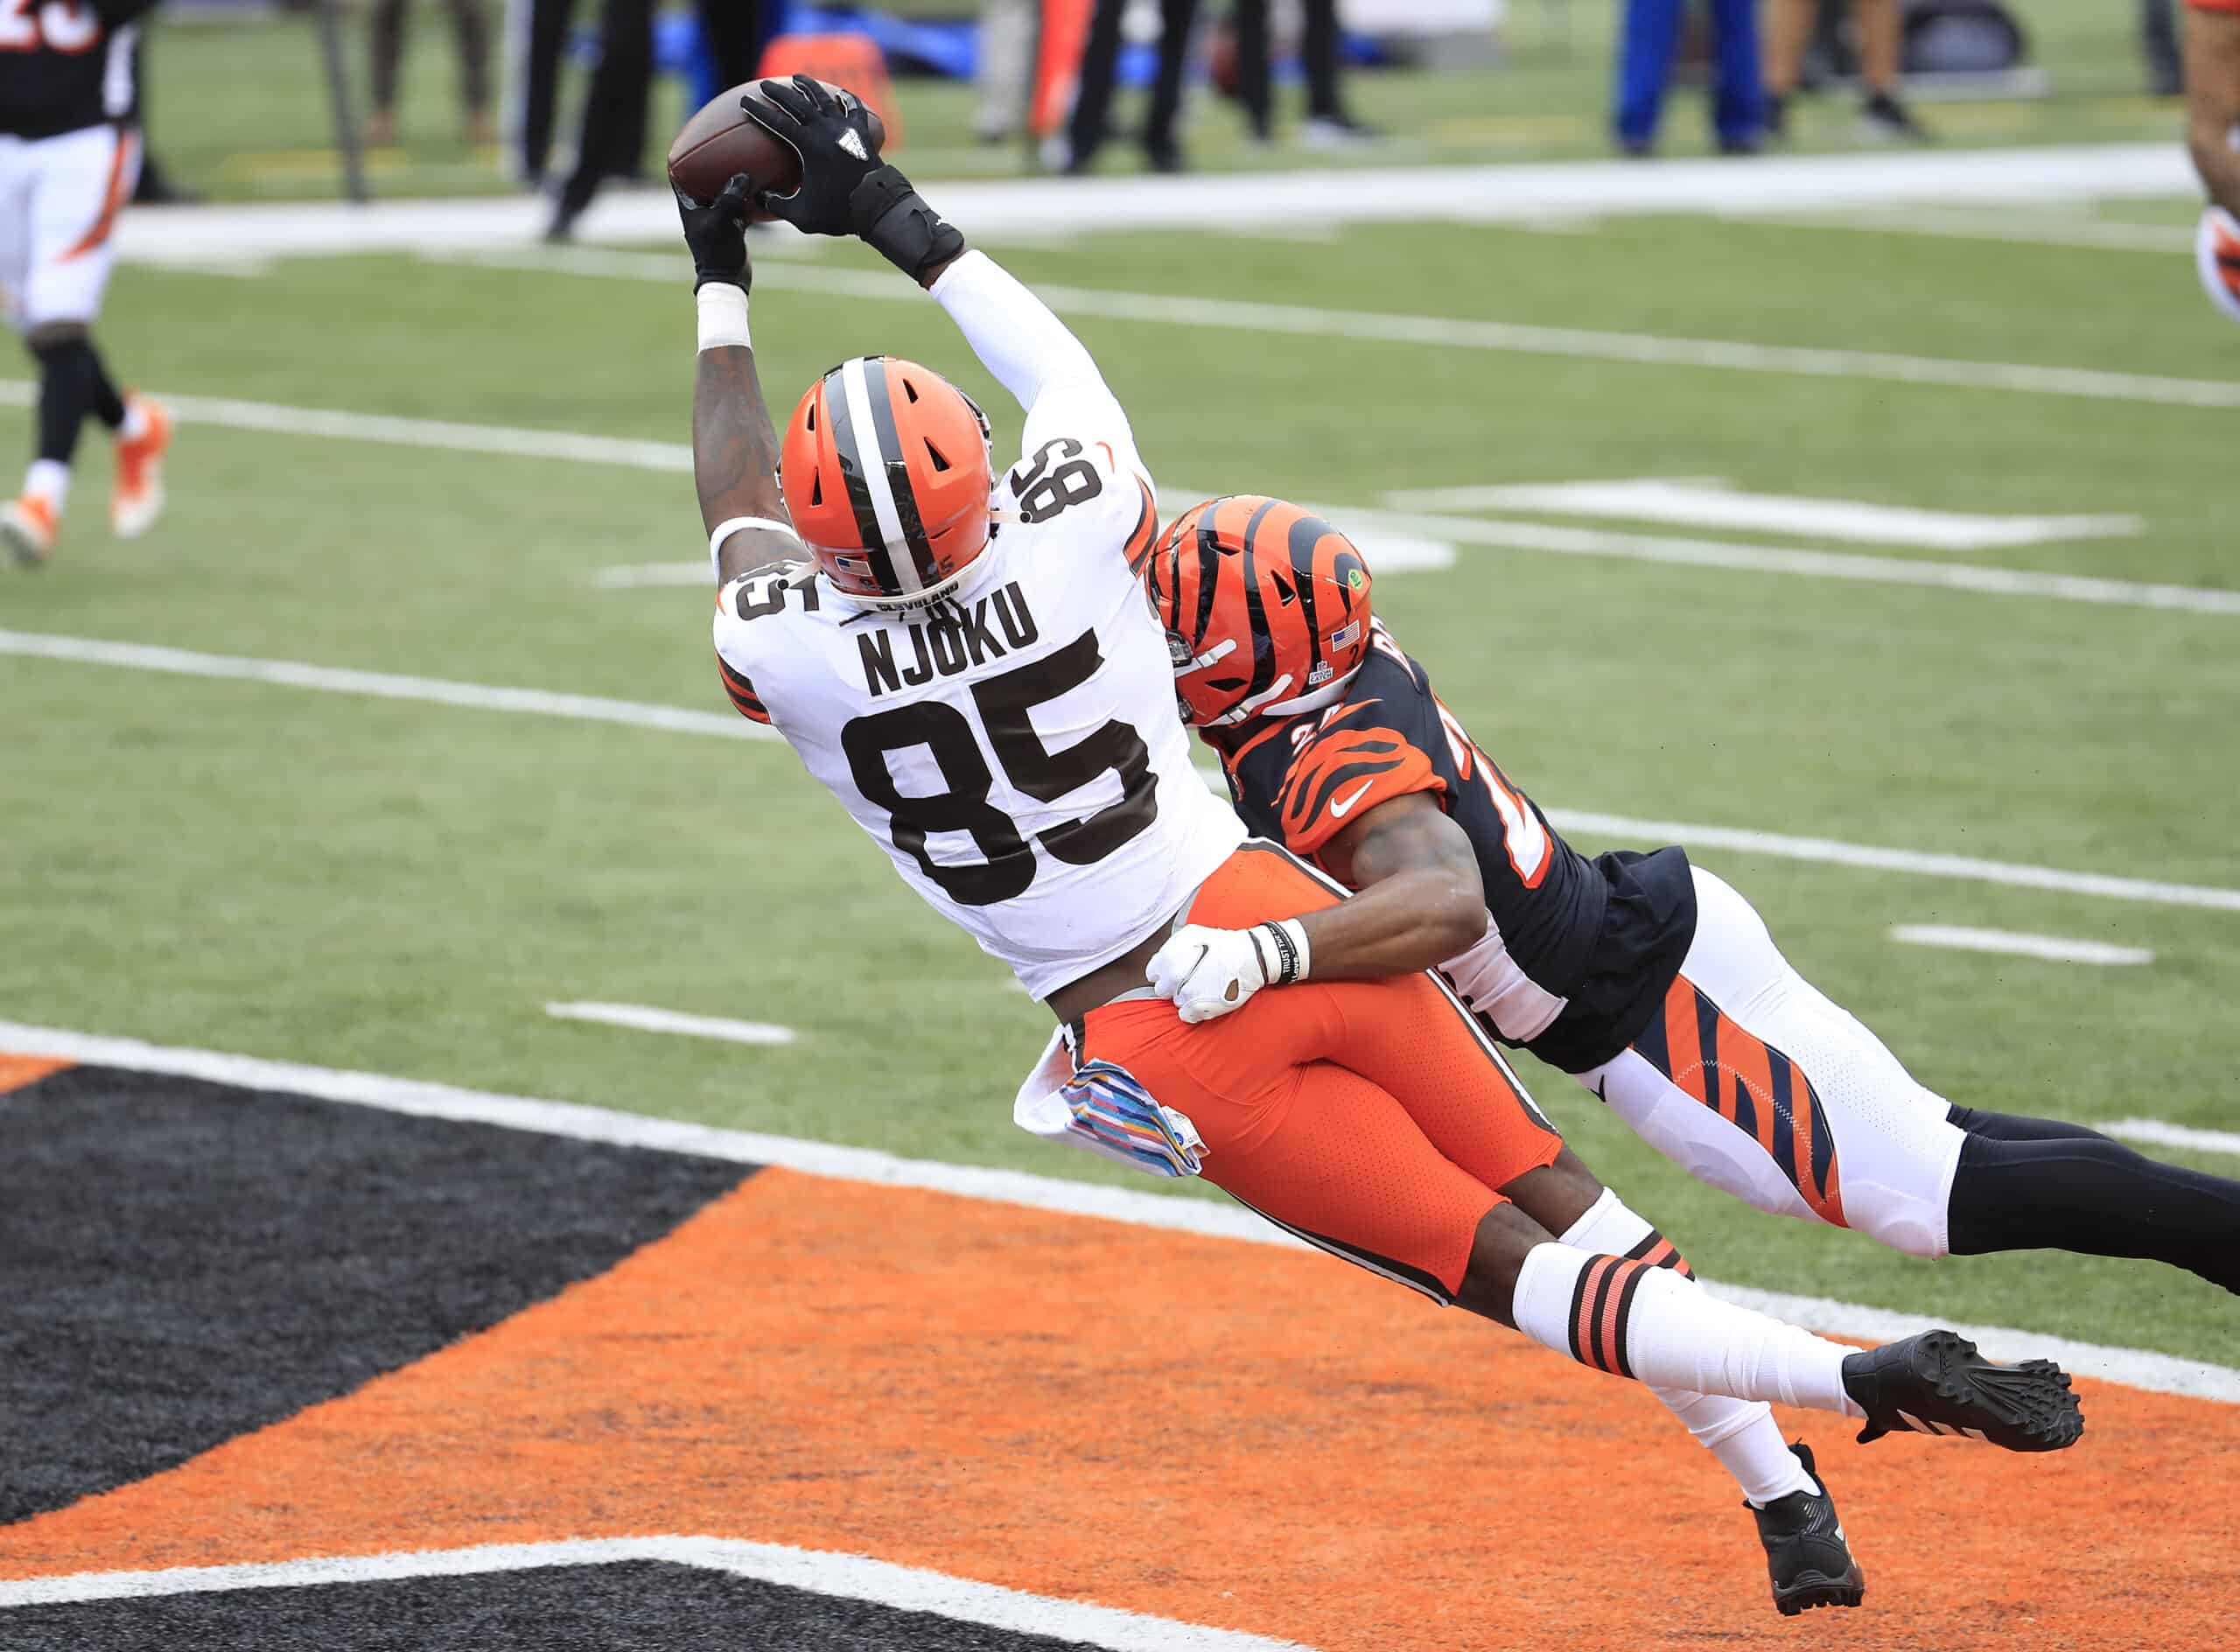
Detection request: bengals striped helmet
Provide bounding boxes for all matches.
[1143,495,1374,728]
[782,356,995,607]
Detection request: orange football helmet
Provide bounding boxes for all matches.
[1142,495,1375,728]
[782,356,994,606]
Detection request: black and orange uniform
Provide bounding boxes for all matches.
[1212,621,1698,1076]
[0,0,150,141]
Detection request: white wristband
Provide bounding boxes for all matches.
[710,515,803,577]
[1276,917,1311,984]
[696,283,752,353]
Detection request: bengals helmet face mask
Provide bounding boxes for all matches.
[781,356,996,608]
[1143,495,1375,729]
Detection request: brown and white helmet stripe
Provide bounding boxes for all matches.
[822,358,943,599]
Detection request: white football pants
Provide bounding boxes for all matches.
[0,123,139,332]
[1574,867,1966,1258]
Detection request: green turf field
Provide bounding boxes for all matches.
[4,200,2236,1373]
[149,0,2193,200]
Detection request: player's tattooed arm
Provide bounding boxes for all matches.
[681,175,802,586]
[2187,10,2240,217]
[1293,792,1488,979]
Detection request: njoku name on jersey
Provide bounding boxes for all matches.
[711,439,1242,998]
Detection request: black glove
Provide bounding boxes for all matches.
[743,74,965,281]
[676,173,753,291]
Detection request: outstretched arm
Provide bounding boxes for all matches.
[679,178,806,588]
[2188,9,2240,218]
[1149,794,1487,1023]
[742,76,1137,462]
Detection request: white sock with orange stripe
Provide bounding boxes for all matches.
[1513,1239,1866,1420]
[24,458,67,512]
[1558,1191,1815,1505]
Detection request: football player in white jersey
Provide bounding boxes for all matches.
[0,0,173,567]
[676,74,2084,1586]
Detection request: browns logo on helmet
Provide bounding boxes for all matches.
[781,356,995,607]
[1141,495,1374,728]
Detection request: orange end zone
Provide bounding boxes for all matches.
[0,1056,70,1094]
[1,1166,2232,1649]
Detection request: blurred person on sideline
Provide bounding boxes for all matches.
[1763,0,1925,139]
[546,0,760,240]
[975,0,1036,143]
[2188,0,2240,320]
[365,0,497,150]
[1055,0,1199,171]
[2144,0,2184,98]
[0,0,172,566]
[1613,0,1766,155]
[1229,0,1373,149]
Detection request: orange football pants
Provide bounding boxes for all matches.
[1075,843,1564,1301]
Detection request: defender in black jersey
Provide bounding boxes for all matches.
[1148,495,2240,1294]
[0,0,172,568]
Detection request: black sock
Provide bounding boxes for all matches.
[86,345,126,430]
[1946,1130,2240,1292]
[32,337,100,466]
[1946,1103,2115,1145]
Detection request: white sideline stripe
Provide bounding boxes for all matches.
[108,144,2196,262]
[0,380,693,473]
[10,626,2240,914]
[453,245,2240,415]
[4,380,2230,618]
[2104,1119,2240,1158]
[0,629,778,744]
[0,1537,1310,1649]
[1379,479,2143,553]
[544,1001,797,1046]
[1768,208,2197,255]
[1888,925,2155,965]
[0,1019,2233,1407]
[1542,809,2240,914]
[1357,507,2240,616]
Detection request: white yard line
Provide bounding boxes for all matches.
[1888,925,2155,965]
[0,1538,1308,1650]
[544,1001,797,1046]
[1764,208,2197,255]
[9,626,2240,914]
[4,382,2230,615]
[1379,479,2142,552]
[453,246,2240,415]
[0,629,775,743]
[0,1019,2232,1404]
[108,145,2195,263]
[2104,1119,2240,1158]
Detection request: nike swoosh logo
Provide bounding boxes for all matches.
[1328,780,1376,820]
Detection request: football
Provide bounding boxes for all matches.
[667,79,887,220]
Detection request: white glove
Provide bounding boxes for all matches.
[1146,919,1310,1024]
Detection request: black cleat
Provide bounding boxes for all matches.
[1843,1329,2082,1452]
[1750,1441,1865,1616]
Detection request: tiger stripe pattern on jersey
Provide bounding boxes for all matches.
[1631,975,1849,1227]
[1270,705,1441,858]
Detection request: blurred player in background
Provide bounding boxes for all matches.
[1762,0,1925,141]
[0,0,172,567]
[1151,506,2240,1300]
[2188,0,2240,322]
[672,78,2083,1615]
[365,0,497,151]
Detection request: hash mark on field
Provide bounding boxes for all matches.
[543,1002,797,1046]
[8,626,2240,914]
[0,1537,1312,1649]
[1888,925,2155,965]
[2104,1119,2240,1158]
[2,1019,2235,1404]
